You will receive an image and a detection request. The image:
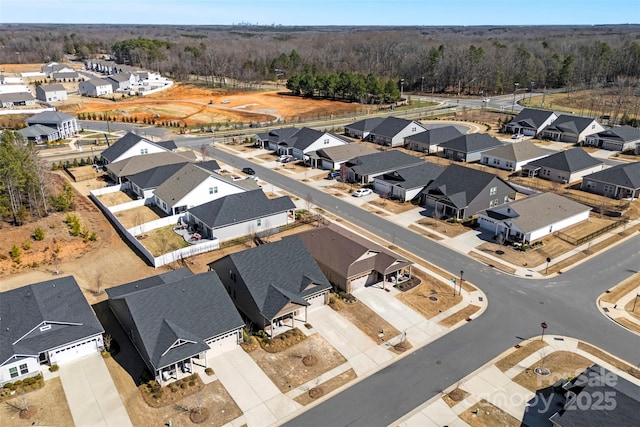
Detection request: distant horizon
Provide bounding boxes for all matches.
[1,0,638,26]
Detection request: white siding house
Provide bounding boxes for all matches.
[79,78,113,96]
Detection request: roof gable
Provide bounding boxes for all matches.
[153,163,215,204]
[438,133,504,153]
[509,108,557,129]
[371,117,424,137]
[583,162,640,188]
[482,141,552,162]
[347,150,424,175]
[525,148,603,172]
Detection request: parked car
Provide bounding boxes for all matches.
[511,133,524,139]
[242,167,255,175]
[221,100,230,104]
[353,188,373,197]
[327,171,341,179]
[279,154,294,163]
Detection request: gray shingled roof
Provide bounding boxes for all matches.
[52,71,79,79]
[583,162,640,189]
[543,114,598,135]
[188,189,295,229]
[508,108,556,130]
[344,117,384,132]
[482,141,553,162]
[216,237,331,320]
[156,140,178,151]
[153,163,213,204]
[370,117,424,137]
[375,163,444,190]
[39,83,66,92]
[525,148,603,172]
[0,92,35,103]
[347,150,424,176]
[590,125,640,142]
[18,124,58,138]
[107,73,132,83]
[101,131,158,163]
[422,164,513,209]
[106,151,198,178]
[256,127,300,143]
[1,276,104,365]
[107,271,243,370]
[404,125,464,145]
[481,192,590,234]
[289,127,324,150]
[438,133,504,153]
[312,144,377,162]
[106,268,194,299]
[26,110,75,125]
[83,78,112,88]
[296,224,412,279]
[128,162,190,190]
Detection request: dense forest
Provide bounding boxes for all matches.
[1,24,639,96]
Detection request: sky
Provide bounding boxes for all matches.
[1,0,638,26]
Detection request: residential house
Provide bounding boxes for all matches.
[153,163,258,215]
[17,124,59,144]
[343,150,424,184]
[101,131,174,164]
[106,269,244,384]
[438,133,504,162]
[35,83,68,102]
[209,237,331,336]
[107,73,137,92]
[296,224,413,293]
[478,192,591,244]
[106,151,198,184]
[503,108,558,136]
[480,141,553,172]
[522,365,640,427]
[0,276,104,386]
[373,162,444,201]
[286,127,351,163]
[368,117,427,147]
[404,125,464,154]
[255,127,300,150]
[306,143,378,171]
[521,148,604,183]
[584,125,640,152]
[79,78,113,97]
[0,92,36,107]
[420,164,517,219]
[40,62,72,76]
[581,162,640,200]
[187,189,296,243]
[52,71,80,82]
[26,111,78,139]
[127,160,218,198]
[539,114,605,143]
[344,117,384,139]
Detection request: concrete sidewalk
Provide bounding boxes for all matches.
[58,353,132,427]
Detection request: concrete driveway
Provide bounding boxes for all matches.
[58,353,132,427]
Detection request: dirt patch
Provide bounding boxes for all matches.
[60,83,365,126]
[439,305,482,328]
[468,252,517,275]
[249,334,347,393]
[512,351,594,392]
[544,252,588,276]
[0,378,73,427]
[475,235,576,270]
[601,273,640,304]
[329,297,400,344]
[577,342,640,379]
[368,199,418,214]
[396,278,462,320]
[442,387,470,407]
[415,217,471,238]
[140,225,190,257]
[97,190,136,207]
[293,368,357,406]
[408,224,445,241]
[495,340,549,372]
[616,317,640,334]
[459,399,521,427]
[114,205,165,229]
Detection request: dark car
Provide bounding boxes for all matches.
[327,171,341,179]
[242,167,255,175]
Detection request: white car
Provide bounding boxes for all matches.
[353,188,373,197]
[221,100,230,104]
[483,97,490,103]
[278,154,294,163]
[512,133,524,139]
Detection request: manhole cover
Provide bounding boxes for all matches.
[428,296,438,302]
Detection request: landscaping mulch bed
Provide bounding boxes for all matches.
[140,374,204,408]
[258,327,307,353]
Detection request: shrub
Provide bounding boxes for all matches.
[22,241,31,251]
[9,245,21,263]
[49,364,59,372]
[33,227,45,241]
[204,367,214,376]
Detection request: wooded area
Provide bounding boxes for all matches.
[1,24,639,96]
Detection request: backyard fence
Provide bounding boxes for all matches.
[556,217,629,246]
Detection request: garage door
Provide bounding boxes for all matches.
[305,292,327,311]
[348,272,377,292]
[50,337,100,364]
[207,330,240,354]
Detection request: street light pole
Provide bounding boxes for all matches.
[511,82,519,113]
[400,79,405,100]
[459,270,464,296]
[421,76,424,93]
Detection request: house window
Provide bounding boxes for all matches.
[489,200,495,208]
[603,184,614,193]
[482,157,488,164]
[412,127,417,132]
[504,196,510,203]
[20,364,28,375]
[489,186,497,196]
[9,367,18,378]
[506,161,514,169]
[493,159,500,165]
[257,218,261,226]
[209,186,218,194]
[140,148,148,155]
[586,181,596,189]
[324,138,330,144]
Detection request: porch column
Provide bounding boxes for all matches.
[408,265,412,279]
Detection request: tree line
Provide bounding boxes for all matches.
[286,70,400,103]
[1,24,638,96]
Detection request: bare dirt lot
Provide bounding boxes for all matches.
[58,83,366,126]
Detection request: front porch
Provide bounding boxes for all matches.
[157,352,207,385]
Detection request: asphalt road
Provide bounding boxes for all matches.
[175,139,640,426]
